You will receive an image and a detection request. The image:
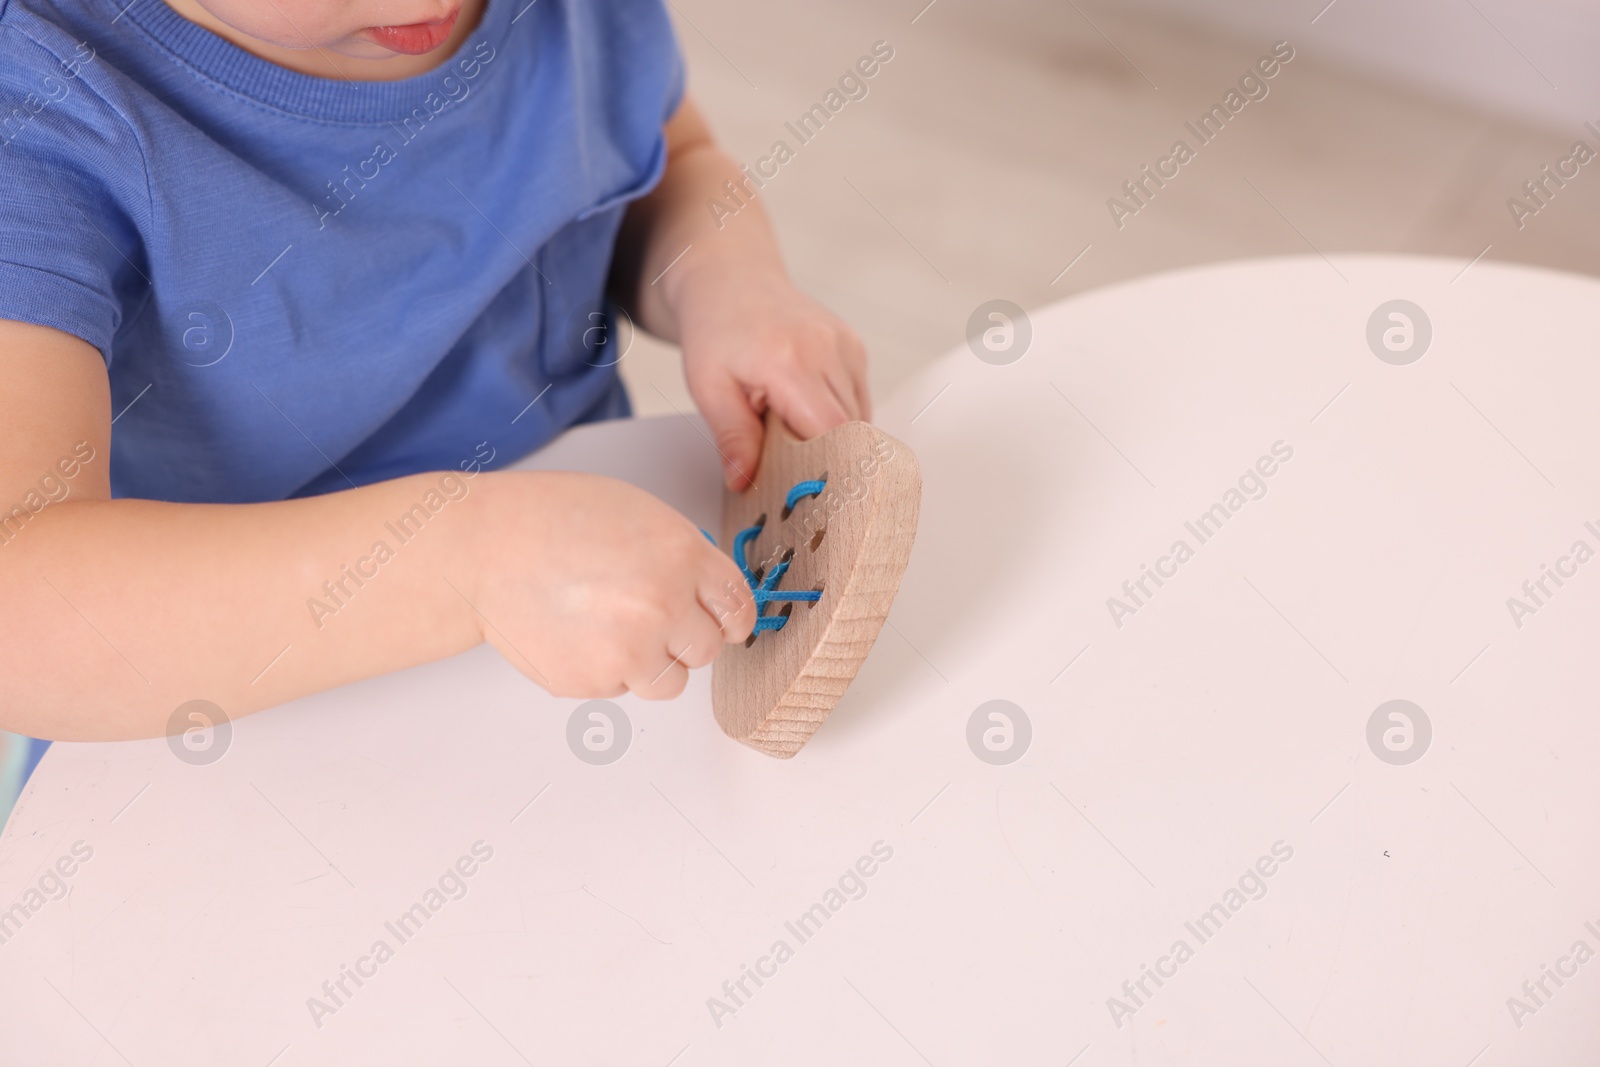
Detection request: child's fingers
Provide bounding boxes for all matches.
[628,657,689,701]
[824,364,862,422]
[669,609,725,670]
[538,664,625,701]
[772,366,852,441]
[692,369,764,490]
[700,563,757,642]
[842,332,872,421]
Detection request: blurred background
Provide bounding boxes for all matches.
[620,0,1600,415]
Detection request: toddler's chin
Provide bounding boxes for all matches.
[319,34,409,60]
[202,17,399,62]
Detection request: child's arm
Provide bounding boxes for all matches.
[612,97,871,490]
[0,320,755,741]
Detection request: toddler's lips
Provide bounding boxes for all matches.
[368,10,458,55]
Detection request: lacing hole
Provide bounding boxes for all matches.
[808,527,826,552]
[780,473,828,521]
[780,546,795,565]
[807,580,824,608]
[743,631,758,649]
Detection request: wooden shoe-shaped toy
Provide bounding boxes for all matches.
[712,413,921,758]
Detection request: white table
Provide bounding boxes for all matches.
[3,255,1597,1066]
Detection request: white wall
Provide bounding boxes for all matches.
[1115,0,1600,132]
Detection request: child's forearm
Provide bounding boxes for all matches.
[0,473,488,741]
[613,97,788,339]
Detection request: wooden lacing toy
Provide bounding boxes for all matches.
[711,413,921,758]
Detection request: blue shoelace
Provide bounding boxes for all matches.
[706,478,826,636]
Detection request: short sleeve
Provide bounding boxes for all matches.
[657,5,685,122]
[0,30,150,363]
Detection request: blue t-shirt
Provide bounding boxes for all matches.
[0,0,682,502]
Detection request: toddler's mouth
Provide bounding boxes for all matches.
[367,10,459,55]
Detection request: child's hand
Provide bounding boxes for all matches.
[471,471,755,699]
[611,96,871,489]
[675,259,870,490]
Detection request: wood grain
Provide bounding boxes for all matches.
[713,413,921,758]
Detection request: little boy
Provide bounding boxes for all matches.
[0,0,870,748]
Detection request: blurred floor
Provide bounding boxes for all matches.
[620,0,1600,416]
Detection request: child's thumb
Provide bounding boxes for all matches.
[694,374,763,491]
